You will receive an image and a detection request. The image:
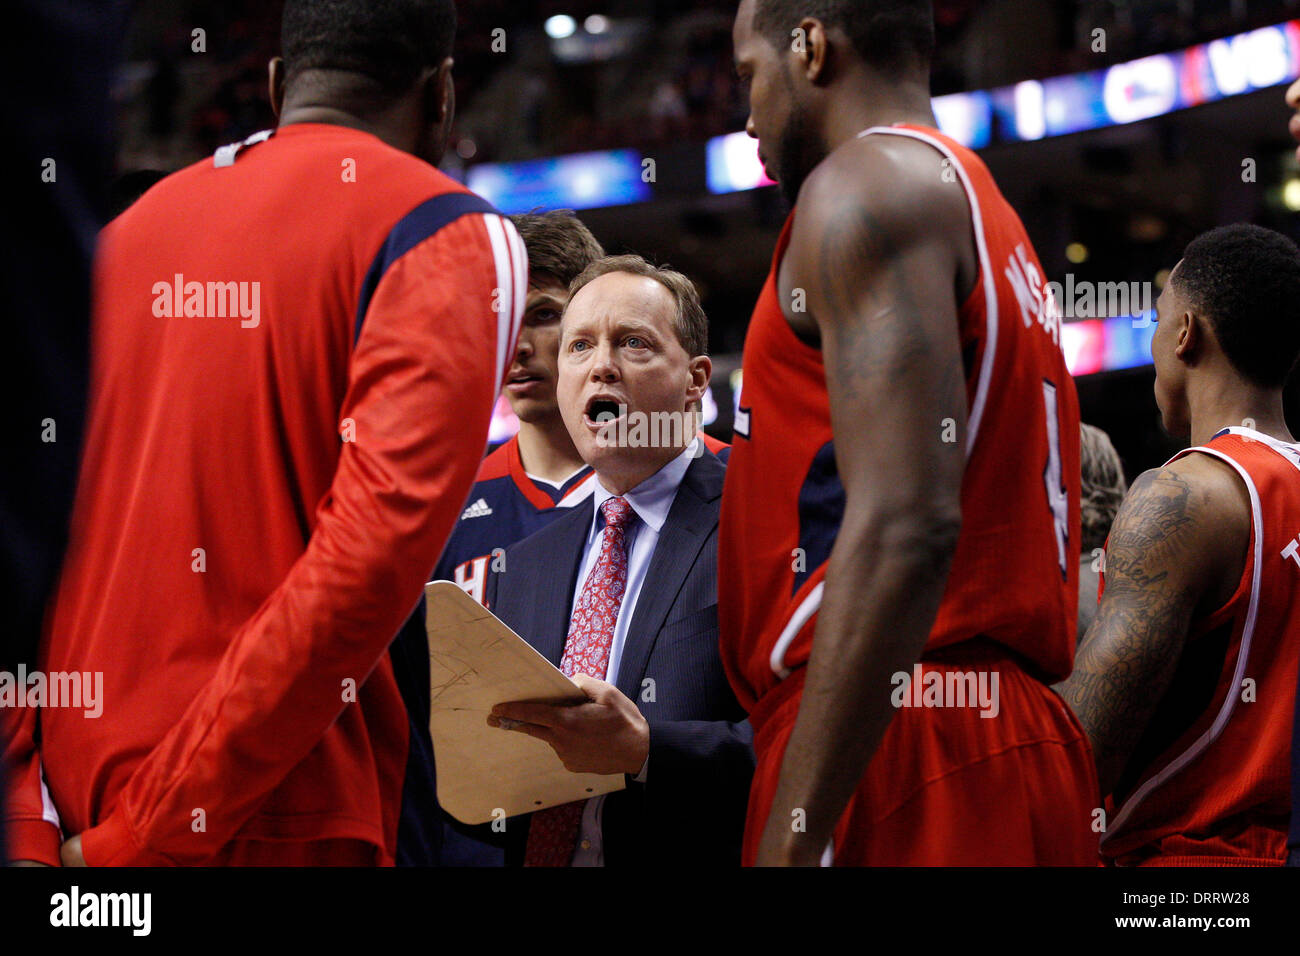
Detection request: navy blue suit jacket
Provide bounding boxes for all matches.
[447,447,753,866]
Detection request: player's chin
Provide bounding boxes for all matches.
[510,395,556,424]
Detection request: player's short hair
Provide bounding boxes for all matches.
[753,0,935,75]
[510,211,606,290]
[569,255,709,358]
[1173,223,1300,389]
[281,0,457,97]
[1080,423,1127,555]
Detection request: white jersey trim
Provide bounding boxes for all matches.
[40,763,60,829]
[556,473,599,508]
[1219,426,1300,476]
[857,125,997,458]
[483,214,527,392]
[769,581,824,679]
[1101,444,1264,845]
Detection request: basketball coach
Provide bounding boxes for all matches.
[455,255,754,867]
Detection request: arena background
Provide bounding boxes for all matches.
[113,0,1300,494]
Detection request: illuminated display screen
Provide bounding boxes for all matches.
[1062,313,1156,377]
[706,19,1300,191]
[932,91,994,149]
[467,149,652,214]
[706,131,778,194]
[470,22,1299,205]
[988,23,1300,147]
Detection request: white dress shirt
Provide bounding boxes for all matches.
[567,438,699,866]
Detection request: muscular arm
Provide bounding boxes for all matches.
[754,141,970,865]
[1057,457,1248,796]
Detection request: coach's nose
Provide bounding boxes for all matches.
[589,340,620,383]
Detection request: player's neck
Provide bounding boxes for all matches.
[1189,378,1293,447]
[824,77,936,153]
[516,416,587,484]
[278,102,416,156]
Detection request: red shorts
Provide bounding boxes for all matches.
[745,641,1100,866]
[1108,827,1288,867]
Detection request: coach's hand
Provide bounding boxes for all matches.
[488,674,650,776]
[1288,79,1300,162]
[60,835,86,867]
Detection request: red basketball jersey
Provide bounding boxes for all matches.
[1102,428,1300,865]
[719,124,1082,711]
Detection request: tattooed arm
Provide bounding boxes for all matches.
[752,135,976,865]
[1057,454,1249,796]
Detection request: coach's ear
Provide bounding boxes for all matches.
[686,355,713,408]
[268,57,286,119]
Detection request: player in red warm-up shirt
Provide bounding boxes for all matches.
[722,0,1097,865]
[1,0,524,866]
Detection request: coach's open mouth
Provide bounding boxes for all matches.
[584,395,626,428]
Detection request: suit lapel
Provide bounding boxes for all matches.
[613,452,723,698]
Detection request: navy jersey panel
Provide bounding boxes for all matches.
[432,465,594,603]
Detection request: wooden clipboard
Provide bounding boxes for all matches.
[423,580,625,825]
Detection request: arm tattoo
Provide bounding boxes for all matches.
[1060,469,1200,790]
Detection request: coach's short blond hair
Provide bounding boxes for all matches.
[568,254,709,358]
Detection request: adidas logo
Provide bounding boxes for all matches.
[461,498,493,520]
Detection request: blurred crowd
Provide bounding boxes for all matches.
[117,0,1300,172]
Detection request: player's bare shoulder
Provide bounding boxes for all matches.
[799,134,970,247]
[779,133,975,337]
[1163,450,1252,537]
[1114,452,1251,612]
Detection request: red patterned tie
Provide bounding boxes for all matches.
[524,496,636,867]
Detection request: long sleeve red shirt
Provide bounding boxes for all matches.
[2,123,525,865]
